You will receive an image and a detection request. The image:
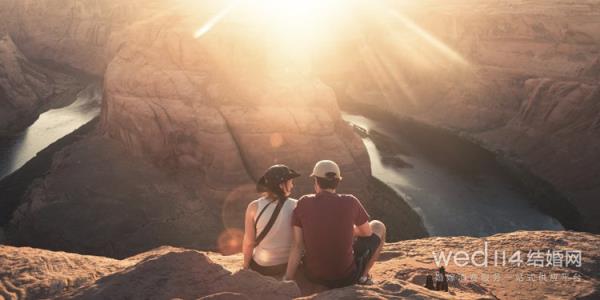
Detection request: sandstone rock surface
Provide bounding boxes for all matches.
[0,245,300,300]
[1,231,598,299]
[0,0,150,76]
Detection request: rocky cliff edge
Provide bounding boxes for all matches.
[1,231,599,300]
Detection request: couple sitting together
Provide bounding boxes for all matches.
[242,160,387,287]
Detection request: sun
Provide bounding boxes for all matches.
[192,0,350,77]
[252,0,351,65]
[247,0,348,43]
[192,0,468,87]
[195,0,348,48]
[254,0,324,26]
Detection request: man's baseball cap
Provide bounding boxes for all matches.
[310,160,342,180]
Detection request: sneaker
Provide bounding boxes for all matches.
[358,275,373,285]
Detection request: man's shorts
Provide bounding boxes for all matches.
[352,234,382,280]
[308,234,382,288]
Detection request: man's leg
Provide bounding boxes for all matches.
[361,220,386,278]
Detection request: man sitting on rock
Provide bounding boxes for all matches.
[283,160,386,287]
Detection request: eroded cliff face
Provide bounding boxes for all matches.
[2,231,599,299]
[0,0,145,75]
[0,35,85,135]
[3,0,596,260]
[2,0,426,257]
[327,0,600,232]
[100,10,369,194]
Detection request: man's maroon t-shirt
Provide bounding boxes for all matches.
[292,191,370,281]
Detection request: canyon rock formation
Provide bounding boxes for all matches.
[0,0,426,257]
[2,231,599,299]
[0,35,84,135]
[327,0,600,233]
[0,0,598,262]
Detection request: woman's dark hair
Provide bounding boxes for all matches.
[263,181,287,202]
[316,176,340,190]
[276,187,287,202]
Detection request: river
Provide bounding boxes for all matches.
[342,112,564,237]
[0,83,102,180]
[0,88,563,237]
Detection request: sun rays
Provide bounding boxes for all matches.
[194,0,241,39]
[388,10,468,67]
[189,0,470,105]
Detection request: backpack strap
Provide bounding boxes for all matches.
[254,200,274,230]
[254,198,286,247]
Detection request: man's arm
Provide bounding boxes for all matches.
[352,195,372,237]
[242,201,257,269]
[354,221,373,237]
[284,226,304,281]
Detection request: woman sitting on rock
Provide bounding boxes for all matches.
[242,164,300,276]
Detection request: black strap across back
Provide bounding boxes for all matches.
[253,197,286,247]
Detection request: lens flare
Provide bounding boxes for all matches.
[217,228,244,255]
[194,0,241,38]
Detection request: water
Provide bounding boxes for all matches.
[343,112,563,237]
[0,83,102,180]
[0,86,562,236]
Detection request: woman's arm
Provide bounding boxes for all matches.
[242,201,257,269]
[283,226,304,281]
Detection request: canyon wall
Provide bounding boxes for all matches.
[328,0,600,233]
[3,0,597,259]
[0,35,86,135]
[100,8,370,195]
[0,0,145,75]
[1,0,426,257]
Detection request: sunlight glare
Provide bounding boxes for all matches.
[250,0,347,53]
[193,0,346,37]
[388,10,468,66]
[194,0,241,38]
[190,0,470,104]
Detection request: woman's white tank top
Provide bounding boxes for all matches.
[253,196,297,266]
